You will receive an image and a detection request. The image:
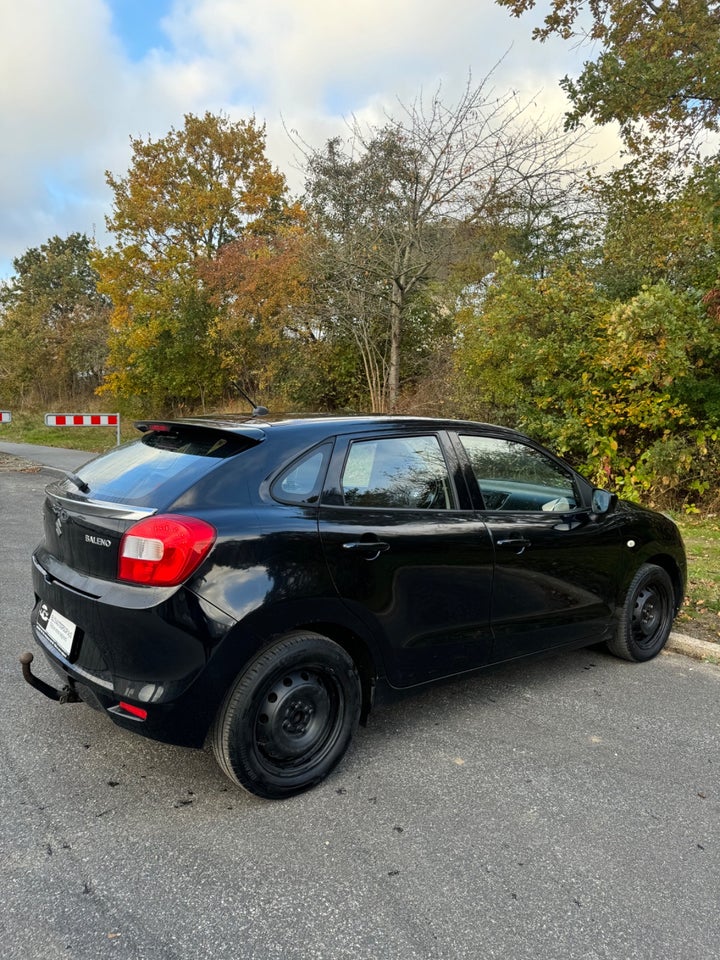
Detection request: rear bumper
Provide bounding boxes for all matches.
[29,552,237,747]
[27,623,221,748]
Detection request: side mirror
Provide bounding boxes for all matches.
[591,488,618,516]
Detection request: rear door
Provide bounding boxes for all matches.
[456,432,621,660]
[318,430,495,687]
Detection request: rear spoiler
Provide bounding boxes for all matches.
[134,420,266,443]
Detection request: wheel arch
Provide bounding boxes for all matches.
[643,552,686,615]
[209,599,383,726]
[290,620,378,723]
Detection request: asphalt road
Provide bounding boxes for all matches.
[1,467,719,960]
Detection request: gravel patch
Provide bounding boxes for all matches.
[0,453,42,473]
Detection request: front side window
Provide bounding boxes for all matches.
[341,435,451,509]
[460,435,577,512]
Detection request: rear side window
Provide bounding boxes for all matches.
[77,428,253,507]
[340,435,451,509]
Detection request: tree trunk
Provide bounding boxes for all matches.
[388,278,403,412]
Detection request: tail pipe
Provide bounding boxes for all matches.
[19,651,80,703]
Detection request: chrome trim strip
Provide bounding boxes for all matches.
[46,491,157,521]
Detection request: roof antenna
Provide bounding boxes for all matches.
[232,381,269,417]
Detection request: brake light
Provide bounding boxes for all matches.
[118,515,216,586]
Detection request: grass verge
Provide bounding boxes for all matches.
[675,516,720,645]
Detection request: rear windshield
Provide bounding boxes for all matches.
[76,428,253,506]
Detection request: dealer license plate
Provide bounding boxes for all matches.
[44,608,77,657]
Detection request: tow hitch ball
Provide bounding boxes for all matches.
[19,651,80,704]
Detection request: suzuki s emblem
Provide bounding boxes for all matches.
[39,603,50,623]
[54,507,69,537]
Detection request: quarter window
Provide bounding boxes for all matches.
[460,435,577,512]
[341,436,451,509]
[272,446,330,504]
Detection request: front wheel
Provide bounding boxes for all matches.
[607,563,675,662]
[212,631,361,799]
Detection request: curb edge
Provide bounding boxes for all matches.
[666,631,719,663]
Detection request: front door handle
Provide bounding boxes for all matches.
[342,540,390,560]
[496,537,531,555]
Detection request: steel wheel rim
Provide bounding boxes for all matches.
[254,666,343,773]
[631,581,672,650]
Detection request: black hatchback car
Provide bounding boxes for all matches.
[23,415,686,798]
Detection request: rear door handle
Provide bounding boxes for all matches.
[342,540,390,560]
[496,537,531,555]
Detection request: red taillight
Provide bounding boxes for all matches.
[118,515,216,587]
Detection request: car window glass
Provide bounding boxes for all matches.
[341,435,451,509]
[273,446,329,504]
[460,435,577,512]
[77,428,250,506]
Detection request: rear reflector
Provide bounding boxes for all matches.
[118,701,148,720]
[118,515,216,587]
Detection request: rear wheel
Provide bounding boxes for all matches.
[212,631,361,799]
[607,563,675,662]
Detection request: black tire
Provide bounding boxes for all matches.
[212,631,361,799]
[607,563,675,662]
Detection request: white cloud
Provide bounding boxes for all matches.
[0,0,621,278]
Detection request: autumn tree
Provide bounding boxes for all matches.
[579,283,719,505]
[199,216,316,400]
[455,253,720,508]
[301,78,587,412]
[454,251,609,433]
[94,112,295,412]
[0,233,109,406]
[496,0,720,158]
[592,157,720,298]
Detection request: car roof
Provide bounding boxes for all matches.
[135,414,530,444]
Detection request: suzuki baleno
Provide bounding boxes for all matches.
[22,416,686,798]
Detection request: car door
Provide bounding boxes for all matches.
[318,431,495,687]
[456,432,624,661]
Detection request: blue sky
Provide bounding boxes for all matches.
[0,0,620,281]
[108,0,175,60]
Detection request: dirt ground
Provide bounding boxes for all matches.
[0,453,42,473]
[677,607,720,645]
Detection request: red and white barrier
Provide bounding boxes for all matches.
[0,411,11,423]
[45,414,119,426]
[45,413,121,445]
